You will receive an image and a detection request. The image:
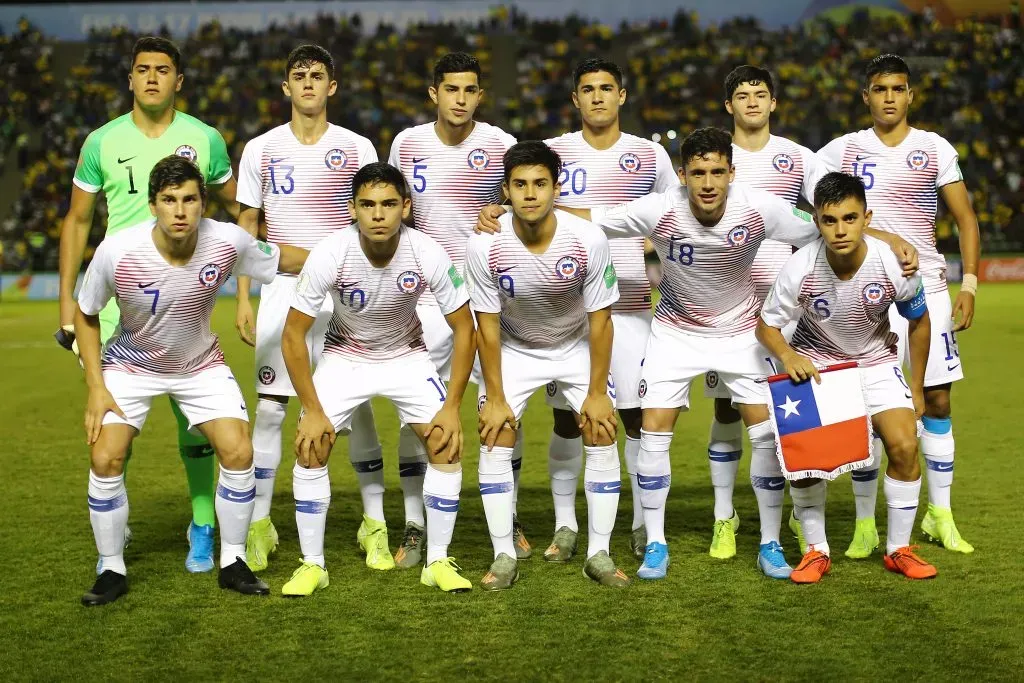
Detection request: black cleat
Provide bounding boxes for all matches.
[218,558,270,595]
[82,570,128,606]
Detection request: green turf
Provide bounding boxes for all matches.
[1,287,1022,681]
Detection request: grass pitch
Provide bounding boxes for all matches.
[1,286,1022,681]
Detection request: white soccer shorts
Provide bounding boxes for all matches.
[640,320,775,410]
[254,274,334,396]
[313,352,446,432]
[861,362,916,416]
[417,302,481,383]
[888,287,964,388]
[101,364,248,432]
[704,320,797,400]
[478,342,613,420]
[546,309,652,411]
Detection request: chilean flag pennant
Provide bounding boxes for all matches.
[765,362,872,481]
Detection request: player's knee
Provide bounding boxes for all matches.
[714,398,741,424]
[619,408,642,439]
[90,447,127,477]
[924,388,951,419]
[885,437,919,474]
[425,430,459,464]
[551,408,581,439]
[216,438,254,470]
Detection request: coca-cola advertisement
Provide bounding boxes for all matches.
[980,257,1024,282]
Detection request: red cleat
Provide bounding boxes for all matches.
[790,550,831,584]
[884,546,938,579]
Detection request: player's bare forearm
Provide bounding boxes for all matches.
[941,181,980,276]
[474,311,506,401]
[58,188,98,325]
[443,304,477,409]
[236,207,261,302]
[277,245,309,275]
[73,306,105,390]
[213,178,240,220]
[907,310,931,396]
[282,309,323,414]
[756,319,794,365]
[586,307,614,396]
[553,205,591,221]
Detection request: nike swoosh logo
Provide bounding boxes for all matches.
[808,292,827,298]
[270,157,287,164]
[855,154,870,161]
[562,161,579,167]
[118,156,136,164]
[436,501,459,511]
[412,157,427,163]
[339,281,361,288]
[496,266,515,273]
[137,281,157,288]
[946,363,960,372]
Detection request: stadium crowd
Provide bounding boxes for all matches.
[1,10,1021,271]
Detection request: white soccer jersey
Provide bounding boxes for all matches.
[818,127,962,293]
[292,225,469,362]
[78,219,280,374]
[466,210,619,355]
[761,235,924,368]
[591,183,818,338]
[544,131,678,313]
[387,121,516,304]
[237,123,378,251]
[733,136,830,300]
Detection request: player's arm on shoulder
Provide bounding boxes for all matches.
[589,191,666,239]
[939,179,979,331]
[756,255,819,384]
[863,226,918,277]
[761,189,818,248]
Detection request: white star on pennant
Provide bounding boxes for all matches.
[778,396,802,418]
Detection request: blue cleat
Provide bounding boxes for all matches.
[757,541,793,580]
[636,542,670,580]
[185,522,215,573]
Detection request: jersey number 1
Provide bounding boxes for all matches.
[126,165,138,195]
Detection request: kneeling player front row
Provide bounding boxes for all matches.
[77,138,937,605]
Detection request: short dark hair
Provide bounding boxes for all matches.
[864,53,910,87]
[433,52,481,87]
[573,57,624,89]
[286,44,334,79]
[724,65,774,99]
[502,141,561,185]
[351,162,410,201]
[132,36,181,73]
[679,127,733,168]
[813,172,867,211]
[149,155,206,203]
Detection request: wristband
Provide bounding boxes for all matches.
[961,274,978,295]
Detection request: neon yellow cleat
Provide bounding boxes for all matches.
[920,504,974,554]
[245,517,279,572]
[282,561,329,597]
[420,558,472,593]
[709,511,740,559]
[789,510,808,556]
[844,517,880,559]
[357,515,396,570]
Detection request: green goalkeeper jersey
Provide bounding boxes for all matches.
[73,110,233,235]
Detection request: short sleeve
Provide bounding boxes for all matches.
[799,144,830,205]
[817,136,847,173]
[73,131,104,193]
[235,228,280,285]
[652,144,680,193]
[581,227,619,312]
[420,235,470,315]
[386,130,403,168]
[758,189,819,247]
[236,138,264,210]
[205,126,233,185]
[760,249,811,330]
[590,191,670,239]
[357,136,379,167]
[933,134,963,188]
[77,241,115,315]
[292,238,338,317]
[466,235,501,314]
[498,129,518,152]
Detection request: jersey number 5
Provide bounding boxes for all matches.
[851,161,876,190]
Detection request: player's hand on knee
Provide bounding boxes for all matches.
[912,390,926,419]
[235,299,256,347]
[579,393,617,445]
[295,409,335,466]
[475,204,507,235]
[427,405,463,463]
[84,388,126,445]
[952,290,975,332]
[478,398,517,451]
[781,352,820,384]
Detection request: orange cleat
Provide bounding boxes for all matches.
[884,546,937,579]
[790,550,832,584]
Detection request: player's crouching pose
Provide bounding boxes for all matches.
[76,156,308,606]
[280,163,477,595]
[756,172,937,583]
[468,141,629,591]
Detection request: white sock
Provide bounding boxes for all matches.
[851,435,882,520]
[293,463,330,568]
[708,418,743,521]
[511,429,523,515]
[790,481,828,555]
[216,465,256,568]
[624,436,643,530]
[423,463,462,565]
[584,443,620,557]
[350,440,385,523]
[548,433,582,532]
[749,420,784,545]
[638,430,672,545]
[479,445,516,559]
[884,474,921,554]
[88,471,128,575]
[398,425,427,527]
[921,417,954,509]
[252,398,286,522]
